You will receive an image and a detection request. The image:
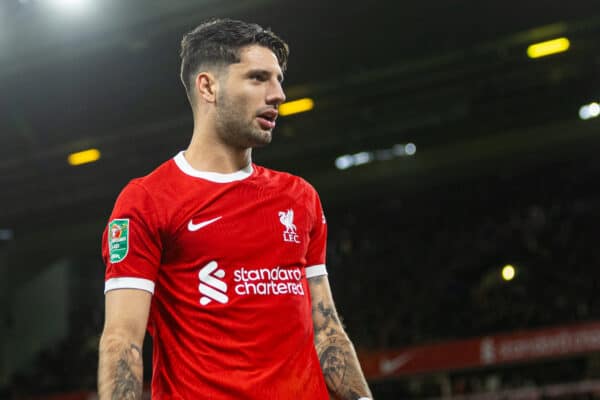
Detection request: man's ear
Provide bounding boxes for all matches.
[195,72,218,103]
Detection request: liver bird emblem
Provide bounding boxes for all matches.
[278,209,297,233]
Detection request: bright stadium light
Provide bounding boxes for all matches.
[68,148,101,166]
[279,98,314,116]
[502,265,516,281]
[527,37,570,59]
[335,155,353,170]
[579,102,600,120]
[335,142,417,170]
[46,0,92,15]
[352,151,372,166]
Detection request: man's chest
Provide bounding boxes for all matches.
[163,188,313,267]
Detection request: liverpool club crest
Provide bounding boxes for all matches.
[278,209,300,243]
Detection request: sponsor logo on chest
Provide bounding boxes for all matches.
[198,261,304,306]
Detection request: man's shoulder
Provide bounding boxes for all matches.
[254,164,317,193]
[126,157,178,191]
[113,157,180,208]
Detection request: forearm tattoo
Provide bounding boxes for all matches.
[311,276,372,399]
[317,335,362,399]
[112,344,143,400]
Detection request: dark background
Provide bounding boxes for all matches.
[1,0,600,397]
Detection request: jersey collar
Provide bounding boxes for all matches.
[173,151,254,183]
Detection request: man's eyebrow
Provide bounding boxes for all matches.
[246,68,284,82]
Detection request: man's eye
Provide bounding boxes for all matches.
[251,74,266,81]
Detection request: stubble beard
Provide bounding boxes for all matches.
[215,91,272,149]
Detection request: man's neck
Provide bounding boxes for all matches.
[184,130,252,174]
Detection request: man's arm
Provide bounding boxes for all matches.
[98,288,152,400]
[308,275,373,400]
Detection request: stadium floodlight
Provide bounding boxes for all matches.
[279,98,314,116]
[527,37,570,59]
[45,0,91,15]
[335,155,353,170]
[352,151,372,166]
[579,102,600,120]
[68,148,101,166]
[501,265,516,281]
[335,142,417,170]
[404,142,417,156]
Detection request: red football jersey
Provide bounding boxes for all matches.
[102,151,330,399]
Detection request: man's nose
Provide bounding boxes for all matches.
[267,82,286,106]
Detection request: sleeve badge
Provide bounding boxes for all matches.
[108,218,129,263]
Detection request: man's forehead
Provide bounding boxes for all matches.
[234,45,282,73]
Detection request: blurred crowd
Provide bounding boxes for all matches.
[328,160,600,350]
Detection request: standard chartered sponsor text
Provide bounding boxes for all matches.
[233,266,304,296]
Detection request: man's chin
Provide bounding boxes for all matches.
[250,130,273,147]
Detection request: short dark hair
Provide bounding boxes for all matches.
[180,18,289,101]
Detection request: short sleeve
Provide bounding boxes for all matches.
[305,187,328,279]
[102,181,163,294]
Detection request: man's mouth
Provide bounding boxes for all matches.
[256,109,278,130]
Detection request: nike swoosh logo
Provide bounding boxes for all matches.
[188,216,222,232]
[379,353,412,374]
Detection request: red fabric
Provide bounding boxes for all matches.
[102,157,329,399]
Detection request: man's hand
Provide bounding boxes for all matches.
[98,288,151,400]
[308,275,373,400]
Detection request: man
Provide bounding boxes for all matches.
[98,18,373,400]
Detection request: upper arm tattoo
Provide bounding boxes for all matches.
[314,299,341,337]
[310,275,342,337]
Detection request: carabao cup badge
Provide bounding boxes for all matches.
[108,218,129,263]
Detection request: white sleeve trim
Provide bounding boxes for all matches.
[306,264,328,278]
[104,277,155,294]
